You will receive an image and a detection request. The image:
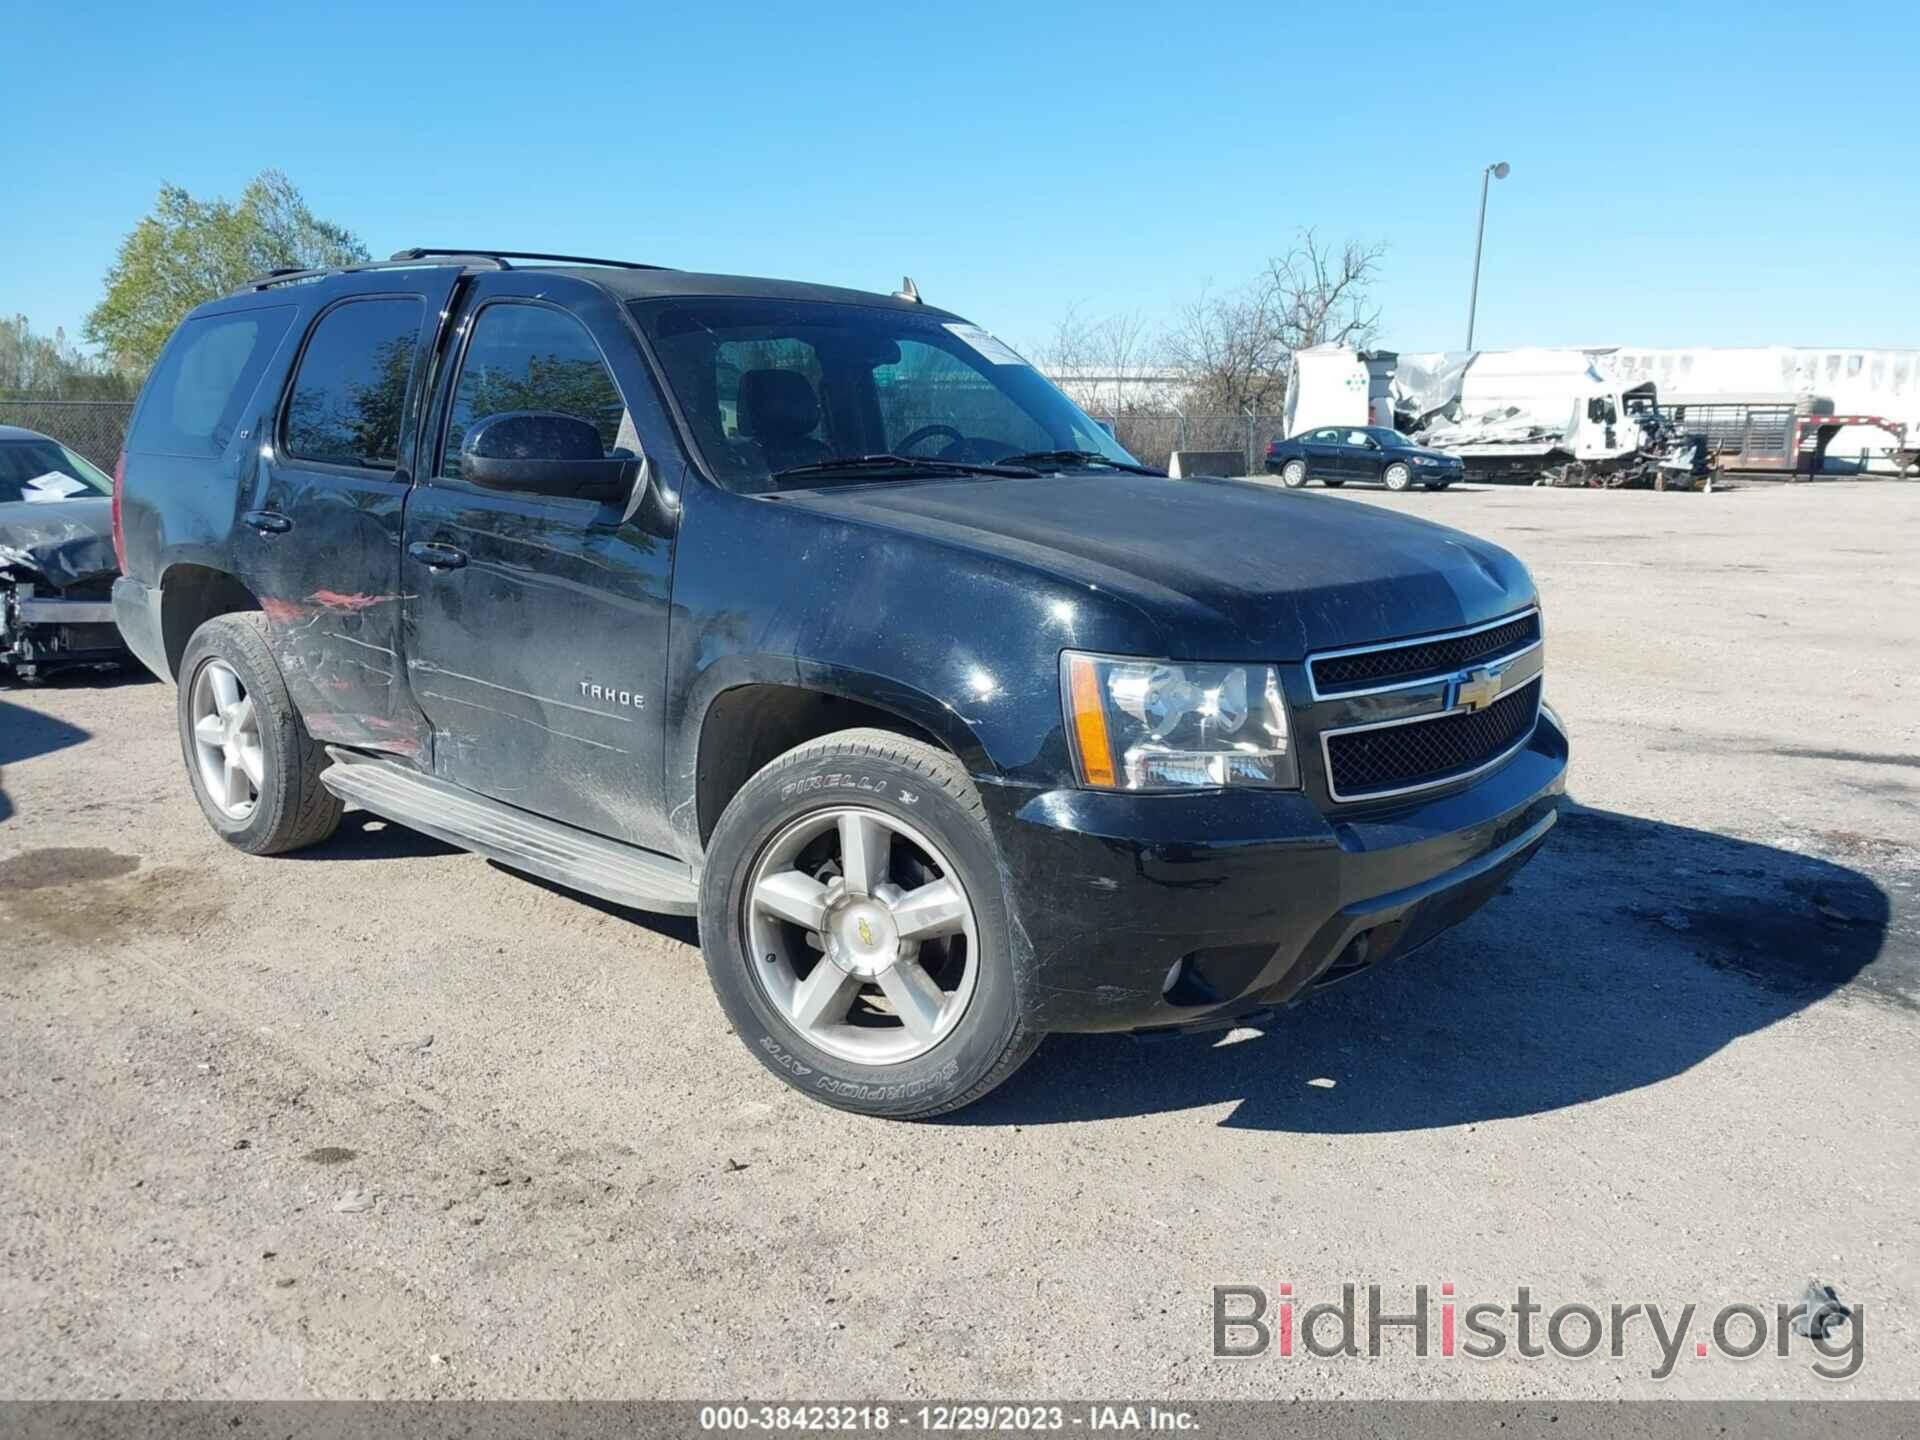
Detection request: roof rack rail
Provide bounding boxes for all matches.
[244,254,511,291]
[240,247,671,294]
[388,247,669,271]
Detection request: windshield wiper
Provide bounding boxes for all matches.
[771,453,1038,481]
[994,449,1165,476]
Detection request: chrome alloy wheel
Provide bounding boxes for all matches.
[189,658,264,820]
[744,806,980,1066]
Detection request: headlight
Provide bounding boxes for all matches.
[1412,455,1439,466]
[1060,651,1298,791]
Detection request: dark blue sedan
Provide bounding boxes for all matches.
[1265,425,1463,491]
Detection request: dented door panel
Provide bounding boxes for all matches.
[401,483,674,846]
[401,272,679,851]
[247,269,464,758]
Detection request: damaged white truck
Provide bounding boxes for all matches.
[0,425,128,681]
[1283,344,1709,489]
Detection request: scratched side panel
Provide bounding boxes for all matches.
[400,484,675,850]
[245,473,421,756]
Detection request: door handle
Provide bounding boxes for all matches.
[408,541,468,571]
[242,509,292,535]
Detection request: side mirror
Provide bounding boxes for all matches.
[460,411,636,502]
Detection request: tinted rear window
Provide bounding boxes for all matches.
[283,298,423,469]
[130,306,294,458]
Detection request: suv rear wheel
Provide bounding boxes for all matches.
[699,728,1040,1118]
[177,613,342,855]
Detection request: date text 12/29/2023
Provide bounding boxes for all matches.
[698,1403,1201,1432]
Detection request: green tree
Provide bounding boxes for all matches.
[0,315,136,399]
[84,170,369,375]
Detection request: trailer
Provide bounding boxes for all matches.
[1785,411,1909,478]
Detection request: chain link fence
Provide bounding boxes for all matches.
[1091,413,1282,476]
[0,399,137,470]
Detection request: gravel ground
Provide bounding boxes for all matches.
[2,479,1915,1401]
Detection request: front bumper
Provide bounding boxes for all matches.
[2,581,129,673]
[980,708,1568,1033]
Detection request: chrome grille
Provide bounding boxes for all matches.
[1310,609,1540,696]
[1322,675,1541,802]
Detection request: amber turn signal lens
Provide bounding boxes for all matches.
[1065,652,1118,788]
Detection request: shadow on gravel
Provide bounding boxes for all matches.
[951,801,1902,1132]
[289,810,464,862]
[3,663,157,694]
[0,698,94,824]
[495,865,702,947]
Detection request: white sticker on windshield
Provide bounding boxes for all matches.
[23,471,89,502]
[944,323,1028,367]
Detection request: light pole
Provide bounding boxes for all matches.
[1465,161,1510,351]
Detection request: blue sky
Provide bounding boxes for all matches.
[10,0,1918,359]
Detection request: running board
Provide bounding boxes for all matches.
[320,750,699,916]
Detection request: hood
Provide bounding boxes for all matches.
[776,473,1534,658]
[0,497,119,589]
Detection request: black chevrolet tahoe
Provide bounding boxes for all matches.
[112,247,1567,1117]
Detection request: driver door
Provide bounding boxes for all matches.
[400,273,679,853]
[1342,429,1383,481]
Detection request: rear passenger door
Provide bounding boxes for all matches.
[1303,427,1344,475]
[400,272,678,853]
[247,269,462,756]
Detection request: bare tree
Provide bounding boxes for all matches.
[1162,229,1385,416]
[1031,304,1161,414]
[1264,228,1385,351]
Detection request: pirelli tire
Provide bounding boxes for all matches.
[699,727,1041,1119]
[176,612,343,855]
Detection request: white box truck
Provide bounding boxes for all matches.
[1283,345,1663,484]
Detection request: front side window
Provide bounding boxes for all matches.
[130,306,294,458]
[631,297,1134,491]
[283,298,424,469]
[443,304,630,480]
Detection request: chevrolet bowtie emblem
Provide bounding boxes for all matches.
[1454,666,1506,712]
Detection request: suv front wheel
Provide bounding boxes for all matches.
[177,613,343,855]
[699,728,1041,1118]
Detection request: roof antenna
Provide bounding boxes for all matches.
[894,275,921,304]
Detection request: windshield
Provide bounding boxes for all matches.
[0,440,115,504]
[628,298,1136,491]
[1365,427,1411,448]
